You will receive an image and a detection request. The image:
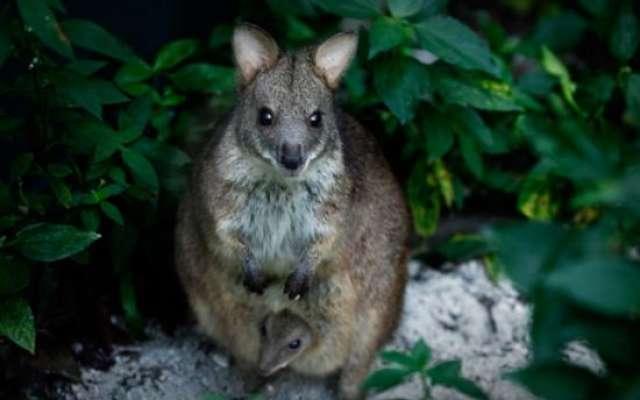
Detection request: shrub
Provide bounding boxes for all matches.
[1,0,639,399]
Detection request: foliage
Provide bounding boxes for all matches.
[1,0,640,399]
[363,339,487,399]
[0,0,234,353]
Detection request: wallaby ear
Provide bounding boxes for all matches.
[313,32,358,89]
[233,24,280,84]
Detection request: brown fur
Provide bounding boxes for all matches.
[175,24,410,400]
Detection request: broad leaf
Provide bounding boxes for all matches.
[121,148,159,193]
[509,362,602,400]
[100,201,124,226]
[62,19,137,62]
[0,297,35,353]
[416,16,497,76]
[436,75,523,112]
[154,39,199,71]
[373,56,430,124]
[423,110,454,160]
[17,0,73,58]
[547,258,640,318]
[13,223,100,262]
[484,222,566,295]
[388,0,424,18]
[311,0,380,19]
[625,74,640,128]
[427,360,488,400]
[610,12,639,62]
[116,61,154,86]
[171,63,235,94]
[368,17,409,59]
[362,368,412,392]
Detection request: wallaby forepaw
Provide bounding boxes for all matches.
[283,271,310,299]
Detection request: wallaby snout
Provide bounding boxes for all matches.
[279,142,304,171]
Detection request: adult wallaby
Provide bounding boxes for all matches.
[175,23,410,399]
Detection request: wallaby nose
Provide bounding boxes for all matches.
[279,143,303,171]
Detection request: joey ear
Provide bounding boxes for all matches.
[313,32,358,89]
[233,23,280,84]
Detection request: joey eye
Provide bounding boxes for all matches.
[258,107,274,126]
[288,339,301,350]
[308,111,322,128]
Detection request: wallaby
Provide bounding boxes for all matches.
[175,23,410,399]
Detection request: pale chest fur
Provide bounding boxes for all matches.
[224,182,329,274]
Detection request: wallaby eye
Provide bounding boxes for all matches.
[288,339,301,350]
[308,111,322,128]
[258,107,274,126]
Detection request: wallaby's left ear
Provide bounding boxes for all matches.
[313,32,358,89]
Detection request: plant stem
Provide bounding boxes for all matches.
[422,373,432,400]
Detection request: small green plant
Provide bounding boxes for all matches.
[363,339,487,399]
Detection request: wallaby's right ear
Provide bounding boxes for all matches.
[233,24,280,84]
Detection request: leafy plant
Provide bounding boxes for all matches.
[0,0,234,353]
[363,339,487,399]
[1,0,640,399]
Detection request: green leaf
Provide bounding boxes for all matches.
[62,19,136,62]
[388,0,424,18]
[131,138,191,168]
[153,39,199,71]
[517,179,559,222]
[434,234,489,262]
[100,201,124,226]
[80,209,100,231]
[66,59,108,76]
[54,76,129,119]
[121,148,159,193]
[423,110,454,160]
[457,132,484,178]
[435,75,523,112]
[408,161,440,237]
[368,17,409,59]
[547,258,640,317]
[116,61,154,86]
[610,12,639,62]
[362,368,412,392]
[373,56,429,123]
[509,362,602,400]
[12,223,100,262]
[17,0,73,58]
[311,0,381,19]
[209,25,233,49]
[380,350,418,369]
[427,360,488,400]
[452,107,497,151]
[411,339,431,370]
[625,74,640,128]
[0,255,30,296]
[0,297,35,353]
[541,46,581,114]
[118,95,153,141]
[416,16,497,76]
[49,178,73,208]
[484,222,566,295]
[171,63,235,94]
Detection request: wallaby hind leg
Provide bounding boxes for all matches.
[338,314,382,400]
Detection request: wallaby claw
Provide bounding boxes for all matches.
[283,271,310,299]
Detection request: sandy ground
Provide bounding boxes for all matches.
[58,261,601,400]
